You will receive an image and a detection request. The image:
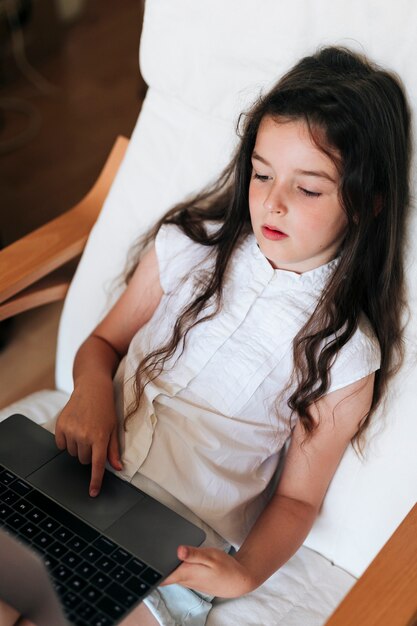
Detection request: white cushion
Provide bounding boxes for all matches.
[0,390,69,426]
[140,0,417,121]
[55,0,417,579]
[208,545,354,626]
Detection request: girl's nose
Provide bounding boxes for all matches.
[263,184,287,214]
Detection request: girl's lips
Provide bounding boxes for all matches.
[261,225,288,241]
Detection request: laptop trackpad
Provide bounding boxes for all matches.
[107,498,205,573]
[29,453,144,530]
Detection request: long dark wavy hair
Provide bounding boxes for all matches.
[123,46,411,446]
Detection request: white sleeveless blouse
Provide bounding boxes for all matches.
[113,224,380,547]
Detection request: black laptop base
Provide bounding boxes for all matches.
[0,461,161,625]
[0,414,206,626]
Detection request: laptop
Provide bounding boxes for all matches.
[0,413,206,626]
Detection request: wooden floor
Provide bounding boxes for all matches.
[0,0,146,409]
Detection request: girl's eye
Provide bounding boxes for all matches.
[298,186,322,198]
[254,173,270,182]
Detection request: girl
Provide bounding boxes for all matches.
[55,46,411,625]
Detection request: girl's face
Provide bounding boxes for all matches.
[249,116,347,274]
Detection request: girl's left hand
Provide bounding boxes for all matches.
[160,546,255,598]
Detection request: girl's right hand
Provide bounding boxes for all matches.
[55,378,123,497]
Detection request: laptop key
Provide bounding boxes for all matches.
[62,591,82,610]
[0,470,17,486]
[33,531,54,550]
[95,555,116,573]
[52,563,72,582]
[68,575,85,593]
[52,580,65,596]
[61,549,83,568]
[14,498,33,513]
[67,535,88,552]
[75,560,97,579]
[125,557,146,575]
[12,500,33,515]
[0,503,12,519]
[97,595,125,619]
[113,566,130,584]
[17,530,33,544]
[6,512,26,530]
[42,554,58,571]
[80,545,102,563]
[81,585,103,603]
[111,547,131,565]
[124,575,150,596]
[39,516,60,533]
[141,566,164,586]
[49,541,69,559]
[90,571,111,590]
[20,523,40,540]
[91,614,112,626]
[54,526,74,543]
[93,536,117,555]
[26,507,46,524]
[10,479,33,497]
[106,581,137,608]
[75,602,98,620]
[1,489,20,505]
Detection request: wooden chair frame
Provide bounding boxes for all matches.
[0,136,128,321]
[0,137,416,626]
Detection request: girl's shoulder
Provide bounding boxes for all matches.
[327,314,381,395]
[154,222,220,294]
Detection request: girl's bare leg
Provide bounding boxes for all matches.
[121,601,160,626]
[0,600,22,626]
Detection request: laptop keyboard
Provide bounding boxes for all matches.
[0,464,162,626]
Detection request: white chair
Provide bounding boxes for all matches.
[1,2,416,624]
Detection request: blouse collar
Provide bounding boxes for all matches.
[249,234,339,292]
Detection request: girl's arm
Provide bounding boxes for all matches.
[55,245,163,497]
[163,373,375,597]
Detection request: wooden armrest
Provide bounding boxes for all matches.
[0,262,77,322]
[325,503,417,626]
[0,136,129,321]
